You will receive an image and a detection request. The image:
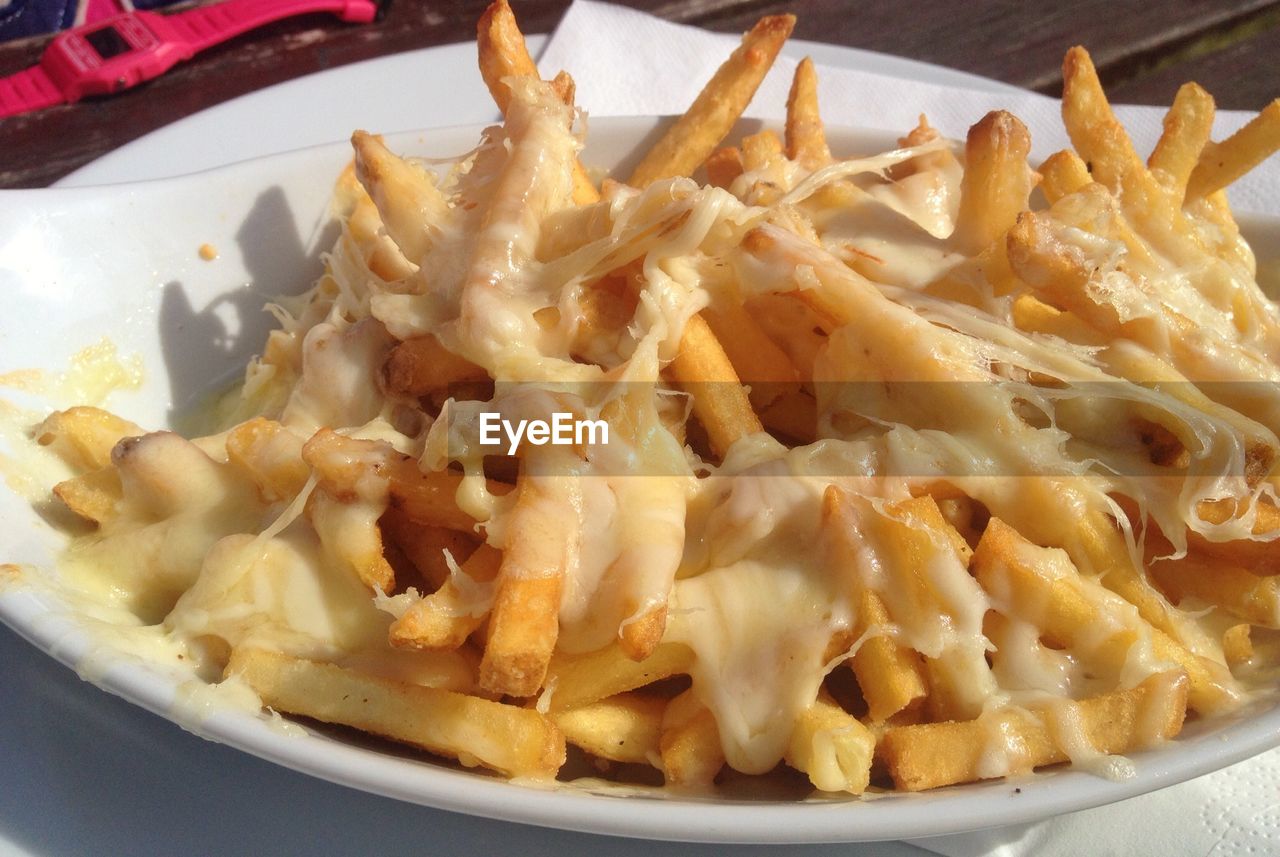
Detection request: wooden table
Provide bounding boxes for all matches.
[2,0,1279,188]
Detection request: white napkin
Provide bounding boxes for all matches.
[540,0,1277,214]
[539,4,1280,855]
[911,754,1280,856]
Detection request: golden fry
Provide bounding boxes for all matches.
[1151,552,1280,626]
[384,335,489,398]
[1037,149,1091,204]
[1191,499,1280,574]
[823,487,928,722]
[477,0,599,204]
[973,518,1238,715]
[302,429,507,533]
[307,489,395,594]
[1009,292,1106,345]
[627,15,795,187]
[381,509,479,591]
[660,689,724,787]
[700,299,799,410]
[785,57,831,168]
[546,642,694,712]
[1188,99,1280,199]
[618,605,668,664]
[1006,207,1123,336]
[785,689,874,793]
[741,129,784,172]
[552,692,665,765]
[1149,82,1215,199]
[704,146,745,188]
[1061,46,1164,206]
[229,648,565,778]
[880,671,1188,791]
[953,111,1034,253]
[390,544,501,650]
[35,406,143,472]
[667,313,763,459]
[479,477,577,696]
[351,131,450,265]
[344,190,417,281]
[52,467,121,524]
[476,0,538,110]
[1223,624,1253,667]
[759,388,818,444]
[225,418,309,503]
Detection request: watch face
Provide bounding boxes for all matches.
[84,25,134,60]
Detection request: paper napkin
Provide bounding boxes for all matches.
[915,752,1280,856]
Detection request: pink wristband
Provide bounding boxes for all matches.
[159,0,377,54]
[0,66,63,118]
[0,0,379,119]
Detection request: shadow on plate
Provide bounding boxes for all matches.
[157,185,341,428]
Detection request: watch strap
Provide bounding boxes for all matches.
[0,0,378,120]
[0,65,64,119]
[163,0,376,53]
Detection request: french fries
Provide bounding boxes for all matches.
[880,671,1189,791]
[659,689,725,787]
[823,487,928,723]
[1189,498,1280,574]
[1061,46,1164,207]
[380,510,479,590]
[785,689,875,794]
[700,299,800,411]
[224,418,309,503]
[29,5,1280,801]
[785,57,832,169]
[307,489,396,593]
[1150,553,1280,627]
[667,313,763,459]
[389,543,501,650]
[52,467,121,524]
[545,642,694,713]
[551,692,665,765]
[974,518,1238,716]
[35,406,143,471]
[383,335,489,398]
[475,0,539,114]
[477,0,599,205]
[351,131,450,265]
[479,474,579,696]
[705,146,745,188]
[626,14,795,187]
[1187,99,1280,199]
[953,111,1034,254]
[301,429,507,533]
[1149,82,1215,200]
[228,648,565,778]
[1038,149,1091,203]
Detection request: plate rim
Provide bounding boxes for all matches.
[3,573,1279,844]
[55,35,1023,188]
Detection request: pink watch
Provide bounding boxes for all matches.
[0,0,379,119]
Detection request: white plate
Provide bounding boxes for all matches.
[2,116,1280,844]
[55,36,1021,187]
